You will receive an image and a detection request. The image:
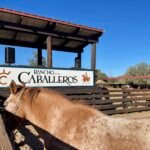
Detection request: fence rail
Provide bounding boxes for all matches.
[54,87,150,115]
[1,87,150,115]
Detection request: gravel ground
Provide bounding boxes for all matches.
[113,111,150,119]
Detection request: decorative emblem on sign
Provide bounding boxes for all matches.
[82,73,90,83]
[0,69,11,85]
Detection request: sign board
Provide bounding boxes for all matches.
[0,66,94,87]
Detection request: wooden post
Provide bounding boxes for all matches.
[78,51,81,68]
[75,51,82,68]
[37,47,42,66]
[47,36,52,68]
[91,43,96,70]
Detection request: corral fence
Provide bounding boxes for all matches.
[1,87,150,116]
[55,87,150,115]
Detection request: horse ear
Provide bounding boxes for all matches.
[10,80,17,94]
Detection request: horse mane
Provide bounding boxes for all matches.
[23,87,69,104]
[23,88,40,104]
[21,87,99,115]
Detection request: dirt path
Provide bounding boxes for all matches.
[113,111,150,119]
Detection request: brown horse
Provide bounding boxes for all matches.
[4,81,150,150]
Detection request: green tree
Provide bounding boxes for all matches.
[28,51,46,67]
[95,69,107,80]
[125,63,150,85]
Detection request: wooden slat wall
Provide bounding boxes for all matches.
[0,88,10,99]
[54,87,150,115]
[1,87,150,115]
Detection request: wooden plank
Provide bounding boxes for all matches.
[0,38,86,52]
[68,95,94,99]
[0,114,12,150]
[106,89,150,93]
[0,89,9,98]
[103,106,150,115]
[56,88,109,95]
[108,97,150,104]
[57,88,150,95]
[93,104,118,110]
[75,96,150,106]
[93,101,150,110]
[55,87,102,94]
[93,93,150,99]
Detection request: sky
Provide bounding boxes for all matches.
[0,0,150,77]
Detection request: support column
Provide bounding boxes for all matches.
[75,51,82,68]
[91,43,96,70]
[37,47,42,66]
[47,36,52,68]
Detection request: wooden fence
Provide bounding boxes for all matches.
[1,87,150,115]
[54,87,150,115]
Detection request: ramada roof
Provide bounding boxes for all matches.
[0,8,103,52]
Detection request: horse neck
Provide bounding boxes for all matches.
[24,90,71,129]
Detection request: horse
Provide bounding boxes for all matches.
[4,80,150,150]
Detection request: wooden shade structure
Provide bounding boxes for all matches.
[0,8,103,69]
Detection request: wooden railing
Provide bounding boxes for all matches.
[1,87,150,115]
[55,87,150,115]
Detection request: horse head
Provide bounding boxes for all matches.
[4,80,26,118]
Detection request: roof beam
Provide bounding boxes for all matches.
[17,16,24,24]
[0,20,99,43]
[59,39,70,47]
[35,22,56,44]
[12,16,24,40]
[47,22,56,31]
[76,42,89,50]
[72,27,80,35]
[0,38,81,53]
[91,32,103,40]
